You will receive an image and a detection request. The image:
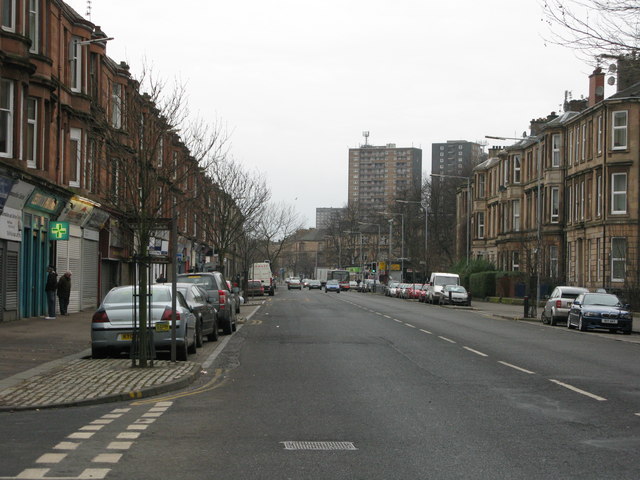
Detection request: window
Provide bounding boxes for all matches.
[567,184,573,223]
[477,212,485,239]
[85,138,95,192]
[110,159,120,201]
[111,83,123,129]
[512,199,520,232]
[28,0,39,53]
[478,174,485,198]
[596,174,602,217]
[503,158,509,185]
[25,97,37,168]
[580,181,585,220]
[567,129,573,167]
[549,245,558,278]
[596,238,601,281]
[512,251,519,272]
[551,187,559,223]
[551,134,561,167]
[574,126,579,164]
[612,111,628,150]
[89,53,98,98]
[611,237,626,282]
[597,115,603,155]
[0,78,14,157]
[513,155,521,183]
[611,172,627,214]
[581,124,587,161]
[70,37,82,92]
[69,128,82,187]
[1,0,15,31]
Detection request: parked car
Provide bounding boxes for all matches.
[541,286,589,325]
[426,272,461,304]
[441,285,471,306]
[416,284,428,302]
[386,282,400,297]
[246,280,265,297]
[177,283,218,345]
[349,280,359,290]
[177,272,237,335]
[567,292,632,334]
[288,278,302,290]
[302,278,311,288]
[325,279,341,293]
[308,279,322,290]
[91,284,197,360]
[226,280,242,314]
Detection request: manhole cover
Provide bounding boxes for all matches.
[282,441,357,451]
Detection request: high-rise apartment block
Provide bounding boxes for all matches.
[316,207,345,229]
[431,140,484,177]
[348,144,422,216]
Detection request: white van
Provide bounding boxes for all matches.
[426,272,461,304]
[249,262,275,296]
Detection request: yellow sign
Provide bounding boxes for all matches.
[390,264,401,271]
[378,262,386,270]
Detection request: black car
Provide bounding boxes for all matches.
[567,292,632,334]
[177,272,237,335]
[177,283,218,345]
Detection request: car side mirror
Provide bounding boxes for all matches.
[573,300,581,306]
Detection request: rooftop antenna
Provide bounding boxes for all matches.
[86,0,92,20]
[362,131,370,146]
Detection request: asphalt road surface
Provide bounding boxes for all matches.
[2,288,640,479]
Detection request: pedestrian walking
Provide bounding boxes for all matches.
[45,265,57,320]
[57,271,72,316]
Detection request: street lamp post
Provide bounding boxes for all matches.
[430,173,471,266]
[396,199,428,277]
[486,135,542,318]
[359,222,381,291]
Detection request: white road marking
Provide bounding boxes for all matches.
[78,469,110,479]
[419,329,432,335]
[438,336,457,344]
[90,419,113,425]
[101,414,123,419]
[498,361,535,374]
[383,314,392,318]
[393,319,402,323]
[92,453,123,463]
[79,425,104,432]
[127,424,149,431]
[67,432,95,440]
[549,379,607,401]
[15,468,49,478]
[53,442,79,450]
[117,432,141,440]
[155,401,173,407]
[141,412,163,418]
[133,418,156,424]
[111,408,131,413]
[463,347,488,357]
[107,441,133,450]
[35,453,67,464]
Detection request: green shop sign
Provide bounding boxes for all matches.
[49,221,70,240]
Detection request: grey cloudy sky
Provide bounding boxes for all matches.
[66,0,601,228]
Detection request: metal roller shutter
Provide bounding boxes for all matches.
[81,229,99,310]
[57,225,82,314]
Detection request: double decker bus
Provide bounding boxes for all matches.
[328,269,350,291]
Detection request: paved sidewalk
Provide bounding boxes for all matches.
[0,303,262,412]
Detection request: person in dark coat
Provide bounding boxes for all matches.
[45,266,57,319]
[57,271,72,316]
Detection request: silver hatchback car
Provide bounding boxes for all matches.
[541,286,589,326]
[91,284,197,360]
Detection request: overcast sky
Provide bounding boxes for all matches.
[66,0,602,228]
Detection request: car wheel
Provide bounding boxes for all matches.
[178,337,189,361]
[549,315,557,326]
[541,311,548,324]
[188,325,197,354]
[222,313,233,335]
[578,315,586,332]
[195,319,204,348]
[91,346,108,359]
[207,318,219,342]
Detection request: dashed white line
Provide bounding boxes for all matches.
[549,379,607,402]
[404,323,416,328]
[92,453,123,463]
[107,441,133,450]
[53,442,79,451]
[463,346,488,357]
[35,453,67,464]
[67,432,95,440]
[383,315,392,319]
[393,319,403,323]
[438,336,457,344]
[419,329,432,335]
[498,361,535,375]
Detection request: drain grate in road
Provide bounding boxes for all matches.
[282,441,357,451]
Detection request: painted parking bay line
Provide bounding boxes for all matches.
[549,379,607,402]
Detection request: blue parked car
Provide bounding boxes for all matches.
[325,279,341,293]
[567,292,632,335]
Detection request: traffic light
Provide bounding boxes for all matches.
[370,262,376,273]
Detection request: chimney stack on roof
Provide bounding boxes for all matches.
[589,67,605,106]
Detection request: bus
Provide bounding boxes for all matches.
[328,269,350,291]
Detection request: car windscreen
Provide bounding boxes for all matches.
[582,294,620,306]
[563,293,582,300]
[434,276,459,286]
[178,275,217,290]
[447,286,466,293]
[105,286,172,304]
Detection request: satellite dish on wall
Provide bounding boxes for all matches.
[608,63,617,73]
[607,76,616,86]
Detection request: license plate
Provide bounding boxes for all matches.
[601,318,618,324]
[118,333,133,341]
[155,322,170,332]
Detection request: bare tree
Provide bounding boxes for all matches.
[93,63,228,367]
[541,0,640,55]
[254,202,304,271]
[202,158,270,275]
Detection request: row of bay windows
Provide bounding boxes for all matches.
[483,110,629,192]
[475,171,628,239]
[495,237,626,283]
[2,0,39,53]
